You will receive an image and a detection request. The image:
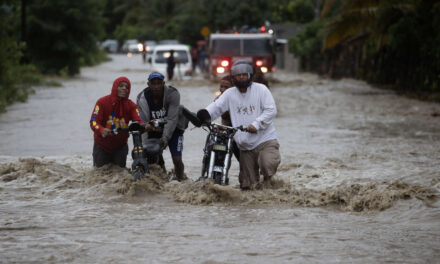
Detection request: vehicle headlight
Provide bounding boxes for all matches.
[260,67,268,73]
[216,67,225,74]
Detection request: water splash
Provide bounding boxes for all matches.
[1,158,437,212]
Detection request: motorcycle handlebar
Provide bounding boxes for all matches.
[210,123,248,133]
[149,118,167,128]
[112,119,168,134]
[180,106,249,132]
[111,122,145,134]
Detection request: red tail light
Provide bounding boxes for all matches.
[220,60,229,67]
[256,60,263,67]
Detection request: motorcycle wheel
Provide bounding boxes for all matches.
[213,172,222,185]
[201,155,208,178]
[133,168,143,181]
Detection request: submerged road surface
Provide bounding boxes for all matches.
[0,54,439,263]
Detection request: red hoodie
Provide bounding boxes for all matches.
[90,77,142,153]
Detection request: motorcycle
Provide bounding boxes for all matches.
[182,107,247,185]
[112,119,167,181]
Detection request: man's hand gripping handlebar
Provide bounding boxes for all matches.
[111,119,167,135]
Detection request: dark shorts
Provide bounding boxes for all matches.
[168,129,184,157]
[93,143,128,168]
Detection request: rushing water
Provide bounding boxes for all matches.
[0,54,439,263]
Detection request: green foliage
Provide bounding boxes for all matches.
[289,19,330,72]
[0,3,40,113]
[202,0,272,31]
[102,0,126,39]
[26,0,106,75]
[273,0,316,23]
[102,0,275,44]
[289,19,322,56]
[294,0,440,99]
[80,47,111,67]
[114,24,139,42]
[175,10,207,45]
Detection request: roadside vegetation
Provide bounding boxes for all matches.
[1,0,438,113]
[290,0,440,101]
[0,0,107,112]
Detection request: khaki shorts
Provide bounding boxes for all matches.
[239,139,281,189]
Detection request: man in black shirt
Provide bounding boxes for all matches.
[136,72,188,181]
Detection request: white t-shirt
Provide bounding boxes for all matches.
[206,82,277,150]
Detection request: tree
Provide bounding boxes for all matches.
[289,19,328,72]
[26,0,105,75]
[202,0,273,32]
[0,1,39,112]
[321,0,416,50]
[273,0,316,24]
[291,0,439,97]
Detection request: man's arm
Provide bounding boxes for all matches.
[162,90,180,141]
[90,99,109,137]
[251,88,277,131]
[135,93,156,132]
[136,92,150,123]
[130,101,143,124]
[130,101,156,133]
[206,90,230,121]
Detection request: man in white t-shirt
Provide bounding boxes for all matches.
[197,61,281,190]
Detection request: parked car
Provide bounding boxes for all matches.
[100,39,118,53]
[151,44,192,79]
[158,39,180,45]
[144,40,157,53]
[122,39,142,53]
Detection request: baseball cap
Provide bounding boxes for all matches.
[148,72,165,81]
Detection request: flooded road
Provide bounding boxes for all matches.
[1,54,439,263]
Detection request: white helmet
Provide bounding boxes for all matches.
[230,61,253,89]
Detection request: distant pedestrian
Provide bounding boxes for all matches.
[166,49,176,81]
[197,47,206,73]
[190,46,198,73]
[142,43,147,64]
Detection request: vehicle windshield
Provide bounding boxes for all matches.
[211,38,273,56]
[243,39,272,56]
[154,50,189,63]
[211,39,240,56]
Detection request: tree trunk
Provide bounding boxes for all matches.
[21,0,26,42]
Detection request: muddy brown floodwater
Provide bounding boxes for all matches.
[0,54,439,263]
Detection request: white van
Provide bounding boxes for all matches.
[151,44,193,80]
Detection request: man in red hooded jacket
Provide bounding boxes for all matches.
[90,76,144,167]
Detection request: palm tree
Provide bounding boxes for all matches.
[321,0,417,50]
